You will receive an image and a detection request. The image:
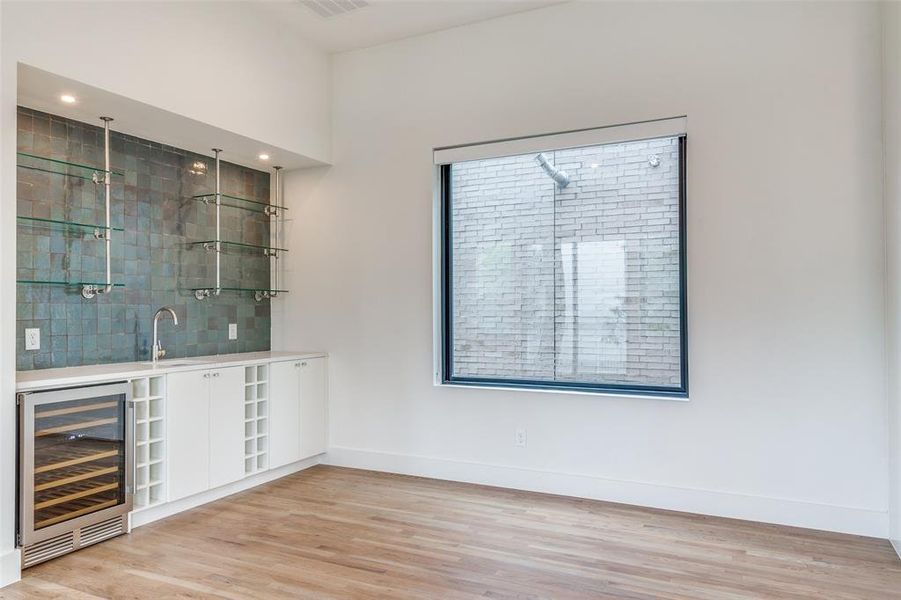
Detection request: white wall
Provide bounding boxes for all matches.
[275,1,890,537]
[0,0,331,586]
[883,1,901,558]
[2,1,331,163]
[0,2,16,586]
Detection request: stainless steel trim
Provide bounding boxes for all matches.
[22,514,127,569]
[18,382,132,547]
[25,382,127,406]
[22,531,75,568]
[125,388,135,511]
[18,393,32,543]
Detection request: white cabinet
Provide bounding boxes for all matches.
[209,367,246,488]
[167,366,244,501]
[269,361,301,469]
[167,370,210,502]
[300,357,328,459]
[163,357,325,504]
[269,357,328,468]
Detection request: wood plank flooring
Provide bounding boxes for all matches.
[3,465,901,599]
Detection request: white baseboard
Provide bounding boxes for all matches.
[0,548,21,588]
[131,456,322,529]
[325,446,889,539]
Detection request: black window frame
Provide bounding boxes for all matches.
[440,135,688,398]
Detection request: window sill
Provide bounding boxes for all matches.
[436,380,689,402]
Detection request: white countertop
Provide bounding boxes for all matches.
[16,350,328,391]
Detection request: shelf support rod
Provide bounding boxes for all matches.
[214,148,222,297]
[195,148,223,301]
[272,166,282,298]
[83,117,114,300]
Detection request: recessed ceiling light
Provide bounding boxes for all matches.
[60,94,76,104]
[259,154,270,161]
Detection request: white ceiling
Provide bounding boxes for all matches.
[261,0,566,53]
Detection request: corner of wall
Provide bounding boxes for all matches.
[881,0,901,560]
[0,1,21,587]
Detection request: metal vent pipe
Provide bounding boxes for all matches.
[536,152,570,188]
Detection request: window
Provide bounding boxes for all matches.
[436,119,687,397]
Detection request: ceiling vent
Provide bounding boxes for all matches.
[301,0,369,18]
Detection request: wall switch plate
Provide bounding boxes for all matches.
[25,328,40,351]
[514,427,527,447]
[228,323,238,340]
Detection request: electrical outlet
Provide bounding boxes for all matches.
[25,328,40,351]
[514,427,527,448]
[228,323,238,340]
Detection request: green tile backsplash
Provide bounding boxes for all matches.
[16,107,273,370]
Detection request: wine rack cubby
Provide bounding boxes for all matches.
[131,376,166,510]
[244,365,269,475]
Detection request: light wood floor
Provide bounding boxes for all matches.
[3,465,901,599]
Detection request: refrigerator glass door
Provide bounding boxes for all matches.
[20,382,132,546]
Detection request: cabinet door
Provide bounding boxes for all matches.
[167,370,210,501]
[269,360,301,469]
[208,366,246,488]
[299,357,328,459]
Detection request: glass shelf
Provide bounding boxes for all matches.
[17,216,124,234]
[192,287,287,301]
[17,152,125,181]
[17,280,125,288]
[191,240,288,254]
[192,193,287,215]
[192,287,288,293]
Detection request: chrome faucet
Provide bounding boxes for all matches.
[152,306,179,364]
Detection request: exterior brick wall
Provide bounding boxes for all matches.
[450,136,682,387]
